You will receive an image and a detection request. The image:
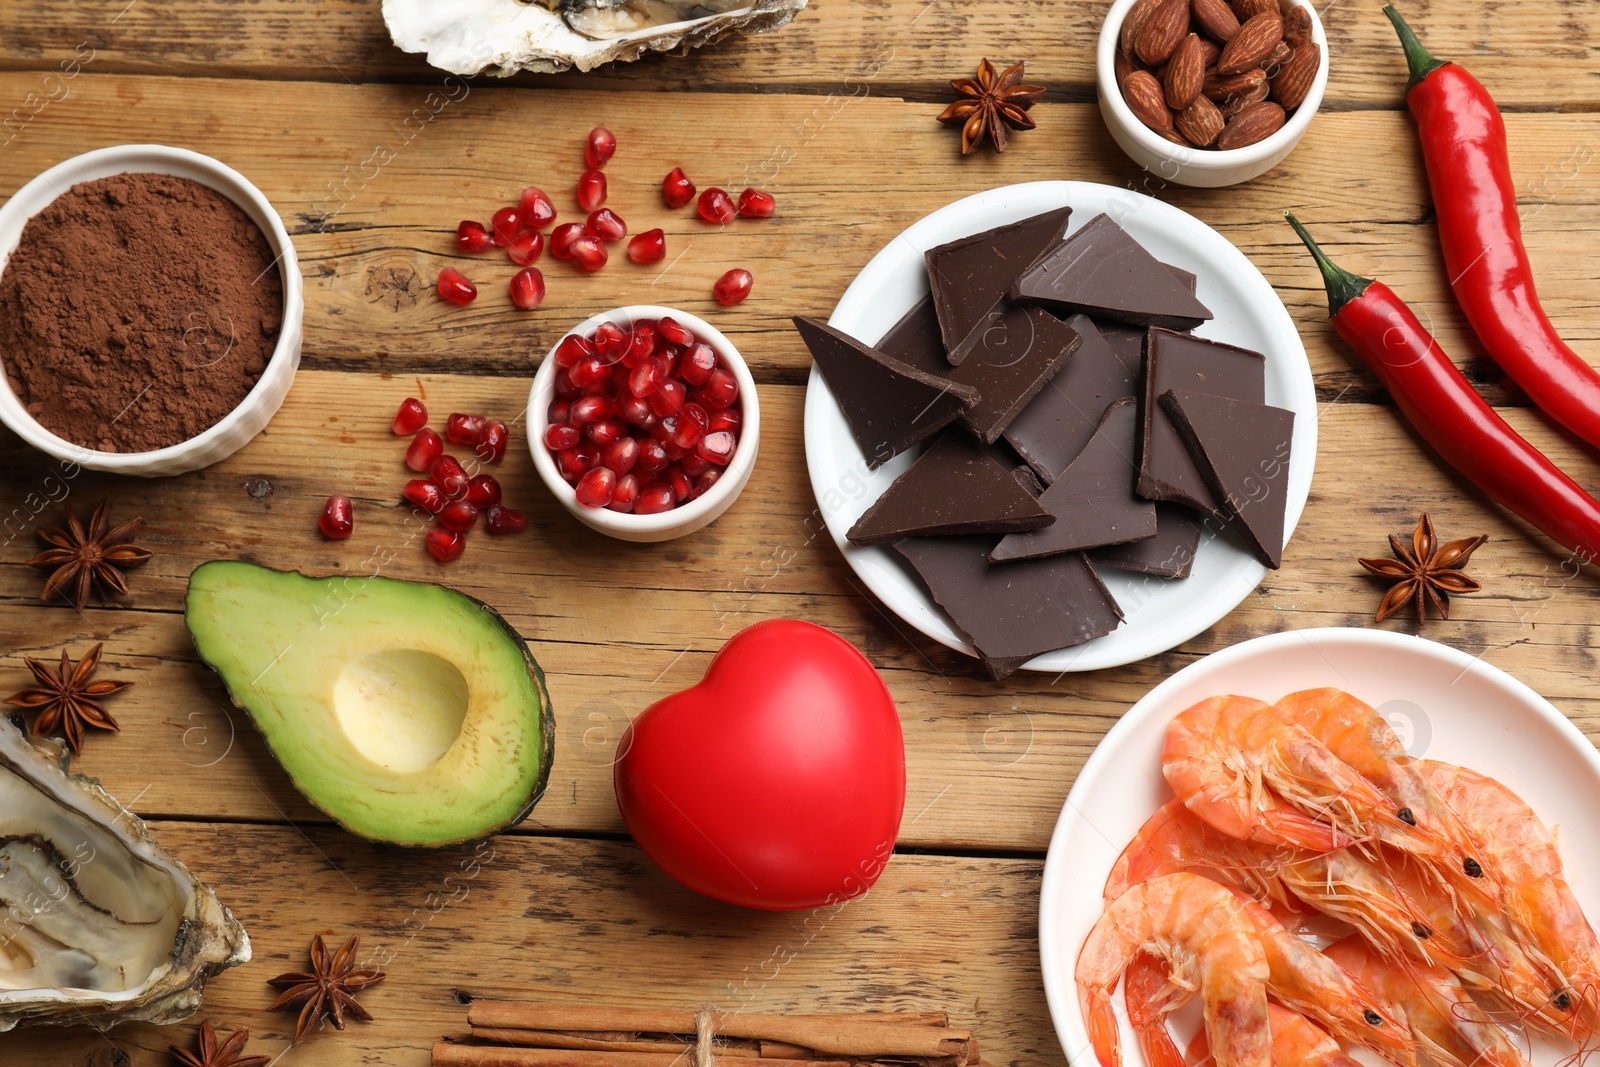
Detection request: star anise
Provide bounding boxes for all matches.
[5,643,130,754]
[27,501,153,611]
[169,1019,270,1067]
[936,58,1046,154]
[1358,514,1487,624]
[268,934,386,1046]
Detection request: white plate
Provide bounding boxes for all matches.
[802,181,1318,673]
[1039,627,1600,1067]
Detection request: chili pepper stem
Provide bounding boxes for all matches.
[1382,5,1449,94]
[1283,212,1374,318]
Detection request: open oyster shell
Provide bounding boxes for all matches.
[0,716,249,1031]
[381,0,809,76]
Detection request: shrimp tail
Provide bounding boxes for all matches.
[1081,986,1124,1067]
[1126,954,1191,1067]
[1256,807,1352,852]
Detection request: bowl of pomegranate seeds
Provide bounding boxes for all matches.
[529,305,759,543]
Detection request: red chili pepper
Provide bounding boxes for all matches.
[1386,5,1600,451]
[1286,213,1600,565]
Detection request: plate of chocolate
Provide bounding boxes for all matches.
[798,181,1316,678]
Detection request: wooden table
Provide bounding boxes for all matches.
[1,2,1598,1064]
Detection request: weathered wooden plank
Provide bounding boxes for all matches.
[0,825,1061,1067]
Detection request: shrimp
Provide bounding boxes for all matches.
[1185,1004,1364,1067]
[1077,873,1272,1067]
[1125,953,1189,1067]
[1104,800,1301,915]
[1324,934,1534,1067]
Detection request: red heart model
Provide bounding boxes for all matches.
[614,619,906,910]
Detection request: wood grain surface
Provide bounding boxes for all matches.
[1,0,1598,1064]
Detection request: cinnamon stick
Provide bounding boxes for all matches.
[469,1028,762,1058]
[435,1045,855,1067]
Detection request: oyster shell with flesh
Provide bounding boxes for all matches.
[0,715,249,1031]
[381,0,809,76]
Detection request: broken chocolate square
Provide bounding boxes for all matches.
[1002,315,1140,483]
[876,295,951,378]
[925,207,1072,366]
[1090,503,1205,580]
[946,305,1081,445]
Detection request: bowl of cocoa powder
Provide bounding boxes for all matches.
[0,144,302,476]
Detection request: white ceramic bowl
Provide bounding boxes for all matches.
[1039,627,1600,1067]
[803,181,1317,673]
[528,305,760,543]
[1097,0,1329,188]
[0,145,303,477]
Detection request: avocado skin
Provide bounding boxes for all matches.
[184,560,555,849]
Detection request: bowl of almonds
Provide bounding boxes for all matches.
[1097,0,1327,187]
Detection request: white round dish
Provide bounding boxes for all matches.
[1038,627,1600,1067]
[803,181,1317,673]
[0,144,303,477]
[1096,0,1329,188]
[528,305,760,543]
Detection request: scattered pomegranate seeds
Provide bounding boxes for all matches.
[437,267,477,305]
[713,268,754,306]
[403,479,447,514]
[431,454,470,498]
[550,223,585,260]
[406,428,444,472]
[586,208,627,242]
[478,420,509,463]
[697,188,736,225]
[318,495,354,540]
[439,499,479,533]
[392,397,428,435]
[662,167,696,209]
[585,127,618,169]
[576,169,607,212]
[425,527,466,562]
[518,186,557,229]
[466,474,503,508]
[446,413,487,446]
[628,229,666,264]
[490,206,522,246]
[456,220,494,254]
[510,267,547,310]
[485,504,528,535]
[507,229,544,265]
[571,234,608,273]
[736,188,775,218]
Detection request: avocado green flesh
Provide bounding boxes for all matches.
[184,561,553,847]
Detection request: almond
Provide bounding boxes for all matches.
[1164,34,1206,109]
[1115,49,1136,89]
[1197,37,1222,68]
[1216,100,1286,149]
[1262,39,1293,72]
[1220,77,1270,117]
[1121,0,1167,57]
[1203,66,1267,101]
[1232,0,1279,19]
[1270,40,1320,109]
[1191,0,1241,42]
[1282,4,1313,46]
[1217,12,1282,74]
[1175,94,1226,146]
[1122,69,1175,134]
[1135,0,1192,66]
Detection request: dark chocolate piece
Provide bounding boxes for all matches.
[1012,465,1044,498]
[794,315,979,470]
[1090,503,1205,579]
[1159,389,1294,569]
[1010,213,1213,330]
[1096,321,1148,372]
[846,432,1053,546]
[990,399,1157,562]
[925,207,1072,366]
[947,305,1081,444]
[876,295,951,378]
[892,537,1124,680]
[1002,316,1140,483]
[1139,328,1266,514]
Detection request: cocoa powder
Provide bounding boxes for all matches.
[0,172,283,453]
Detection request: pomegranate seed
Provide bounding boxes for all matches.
[593,321,627,364]
[518,186,557,229]
[677,403,710,447]
[551,223,585,259]
[510,267,547,310]
[649,379,687,417]
[556,447,591,482]
[507,229,544,265]
[664,465,693,503]
[544,423,581,451]
[584,418,627,446]
[585,126,618,169]
[680,453,711,478]
[713,268,753,306]
[318,494,354,540]
[569,357,610,391]
[406,428,444,471]
[657,317,694,347]
[636,482,676,514]
[548,399,571,424]
[600,437,639,476]
[575,466,617,508]
[638,439,671,474]
[571,234,608,272]
[577,169,607,212]
[692,469,723,499]
[698,188,736,225]
[736,188,776,218]
[619,394,656,429]
[439,499,479,533]
[708,407,742,436]
[629,356,664,397]
[391,397,428,435]
[485,505,528,535]
[491,206,522,245]
[478,420,509,463]
[425,526,466,562]
[403,479,447,514]
[554,334,594,368]
[437,267,477,305]
[679,343,717,385]
[586,208,627,242]
[608,474,640,513]
[662,167,696,209]
[431,455,469,498]
[617,329,652,368]
[456,220,494,253]
[571,395,618,424]
[698,430,737,466]
[554,368,581,398]
[704,366,740,407]
[446,413,487,446]
[466,474,503,508]
[628,229,666,264]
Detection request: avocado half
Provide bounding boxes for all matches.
[185,561,554,848]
